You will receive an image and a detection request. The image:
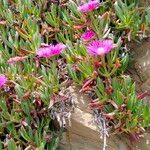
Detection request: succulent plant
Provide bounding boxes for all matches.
[0,0,150,149]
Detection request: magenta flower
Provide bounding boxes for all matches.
[0,74,7,88]
[36,43,66,58]
[87,40,113,56]
[78,0,100,13]
[81,30,96,41]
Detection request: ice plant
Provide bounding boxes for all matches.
[0,74,7,88]
[36,43,66,58]
[87,40,113,56]
[78,0,100,13]
[81,30,96,41]
[7,56,28,64]
[0,0,149,149]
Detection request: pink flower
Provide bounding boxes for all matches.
[87,40,113,56]
[8,56,28,64]
[36,43,66,58]
[78,0,100,13]
[81,30,96,41]
[0,74,7,88]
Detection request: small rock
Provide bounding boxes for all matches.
[59,87,131,150]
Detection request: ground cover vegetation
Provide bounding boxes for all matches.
[0,0,150,149]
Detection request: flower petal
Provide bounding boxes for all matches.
[0,74,7,88]
[81,30,96,41]
[36,43,66,58]
[87,39,113,56]
[78,0,100,13]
